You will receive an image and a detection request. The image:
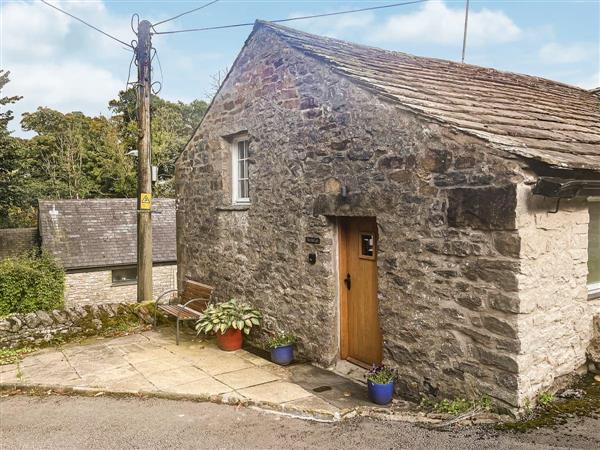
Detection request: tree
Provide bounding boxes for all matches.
[0,70,33,228]
[109,89,208,196]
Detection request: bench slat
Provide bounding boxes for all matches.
[182,280,214,301]
[158,304,201,320]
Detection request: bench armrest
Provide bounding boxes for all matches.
[154,289,182,327]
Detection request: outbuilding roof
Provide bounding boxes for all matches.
[38,198,176,270]
[257,21,600,171]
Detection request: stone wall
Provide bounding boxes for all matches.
[176,27,529,408]
[64,264,177,307]
[515,184,600,402]
[0,302,155,349]
[0,228,39,259]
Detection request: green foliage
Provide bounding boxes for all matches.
[0,251,65,316]
[109,89,208,197]
[420,395,493,415]
[267,333,296,349]
[196,299,262,336]
[366,364,398,384]
[0,346,34,365]
[538,392,555,406]
[0,79,208,227]
[499,375,599,432]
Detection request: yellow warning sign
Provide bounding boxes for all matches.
[140,193,152,210]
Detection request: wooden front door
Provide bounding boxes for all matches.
[339,217,382,367]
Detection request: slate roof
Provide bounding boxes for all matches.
[38,199,176,270]
[257,22,600,171]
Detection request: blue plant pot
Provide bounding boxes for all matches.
[271,344,294,365]
[368,380,395,405]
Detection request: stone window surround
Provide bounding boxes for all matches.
[231,135,251,206]
[588,197,600,300]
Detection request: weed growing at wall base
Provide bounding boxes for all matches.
[0,251,64,315]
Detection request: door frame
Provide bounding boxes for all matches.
[338,218,350,360]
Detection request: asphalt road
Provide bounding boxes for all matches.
[1,395,599,449]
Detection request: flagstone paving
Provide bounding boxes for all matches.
[0,328,378,419]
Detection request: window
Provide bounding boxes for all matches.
[112,267,137,285]
[232,138,250,204]
[588,201,600,298]
[360,233,376,260]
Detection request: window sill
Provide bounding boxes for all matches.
[588,290,600,301]
[112,281,137,287]
[216,204,251,211]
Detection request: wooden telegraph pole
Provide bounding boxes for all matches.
[136,20,153,302]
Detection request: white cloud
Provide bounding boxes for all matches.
[292,1,520,46]
[5,62,123,133]
[539,42,595,64]
[1,1,134,135]
[573,71,600,89]
[370,1,521,46]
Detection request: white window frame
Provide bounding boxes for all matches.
[231,138,250,205]
[588,197,600,299]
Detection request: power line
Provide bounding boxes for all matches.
[40,0,133,49]
[154,0,428,35]
[152,0,220,28]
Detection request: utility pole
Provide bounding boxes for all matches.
[461,0,470,64]
[136,20,153,302]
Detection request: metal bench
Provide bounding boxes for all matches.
[154,279,214,345]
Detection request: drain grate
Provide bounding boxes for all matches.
[313,385,332,393]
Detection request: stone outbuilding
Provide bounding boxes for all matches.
[176,22,600,409]
[39,199,177,307]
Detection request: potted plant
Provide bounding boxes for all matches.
[195,299,262,351]
[267,333,296,365]
[366,364,397,405]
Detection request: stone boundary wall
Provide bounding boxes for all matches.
[0,303,156,349]
[0,228,39,259]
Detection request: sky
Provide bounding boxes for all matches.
[1,0,599,137]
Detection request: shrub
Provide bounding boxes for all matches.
[0,251,65,316]
[195,299,262,336]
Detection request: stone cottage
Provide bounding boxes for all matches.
[39,199,177,306]
[176,21,600,409]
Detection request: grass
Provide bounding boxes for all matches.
[0,347,35,365]
[420,395,493,415]
[498,374,600,432]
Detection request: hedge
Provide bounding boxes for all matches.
[0,251,65,316]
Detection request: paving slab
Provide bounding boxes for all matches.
[144,366,210,389]
[168,378,233,396]
[0,328,379,420]
[238,380,314,404]
[215,367,280,389]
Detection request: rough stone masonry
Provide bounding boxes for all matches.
[176,24,600,409]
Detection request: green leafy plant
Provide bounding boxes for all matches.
[538,392,555,407]
[0,347,35,365]
[195,299,261,336]
[0,250,64,316]
[366,364,397,384]
[267,333,296,349]
[420,395,493,415]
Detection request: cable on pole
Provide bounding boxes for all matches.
[153,0,428,35]
[152,0,220,28]
[40,0,133,49]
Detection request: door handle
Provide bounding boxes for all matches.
[344,273,351,290]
